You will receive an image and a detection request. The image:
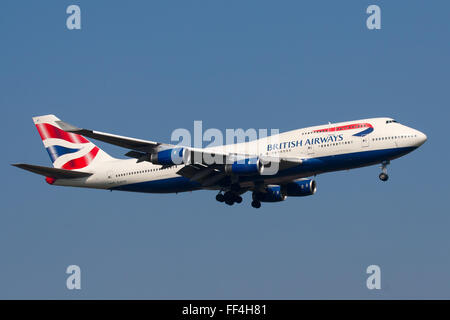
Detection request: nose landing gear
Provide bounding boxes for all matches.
[379,161,390,181]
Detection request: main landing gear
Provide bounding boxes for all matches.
[216,191,242,206]
[379,161,390,182]
[251,200,261,209]
[216,191,261,208]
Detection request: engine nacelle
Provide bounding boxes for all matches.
[150,147,190,166]
[253,185,287,202]
[285,179,316,197]
[225,158,264,175]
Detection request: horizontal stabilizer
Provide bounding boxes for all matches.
[12,163,92,179]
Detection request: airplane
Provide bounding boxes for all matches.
[12,115,427,208]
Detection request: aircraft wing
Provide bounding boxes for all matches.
[176,156,303,187]
[176,163,227,187]
[57,119,233,165]
[12,163,92,179]
[57,119,238,162]
[56,120,164,153]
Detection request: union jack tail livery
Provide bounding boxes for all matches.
[33,115,113,170]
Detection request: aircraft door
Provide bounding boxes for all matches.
[107,170,114,179]
[106,170,116,185]
[307,144,315,155]
[361,136,369,148]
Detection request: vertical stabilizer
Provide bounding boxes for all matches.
[33,114,114,170]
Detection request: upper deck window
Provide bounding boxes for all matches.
[386,120,398,124]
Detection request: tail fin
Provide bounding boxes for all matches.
[33,114,114,170]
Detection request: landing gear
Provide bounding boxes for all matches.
[379,161,390,182]
[217,191,243,206]
[251,192,262,209]
[225,198,234,206]
[216,193,225,202]
[251,200,261,208]
[230,184,240,193]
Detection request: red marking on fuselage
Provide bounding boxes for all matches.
[313,123,373,133]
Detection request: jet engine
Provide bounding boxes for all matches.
[150,147,190,166]
[225,158,264,175]
[253,185,286,202]
[285,179,316,197]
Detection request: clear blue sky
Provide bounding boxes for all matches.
[1,0,449,299]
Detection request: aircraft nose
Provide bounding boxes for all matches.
[417,131,427,146]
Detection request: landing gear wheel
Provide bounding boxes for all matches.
[224,191,233,200]
[235,196,243,204]
[251,200,261,208]
[224,192,235,205]
[216,193,225,202]
[379,160,390,182]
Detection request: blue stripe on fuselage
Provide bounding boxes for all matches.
[111,176,202,193]
[112,147,417,194]
[353,127,374,137]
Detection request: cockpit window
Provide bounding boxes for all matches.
[386,120,398,124]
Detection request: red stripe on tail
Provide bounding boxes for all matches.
[36,123,89,144]
[62,147,99,170]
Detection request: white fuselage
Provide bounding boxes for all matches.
[53,117,427,193]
